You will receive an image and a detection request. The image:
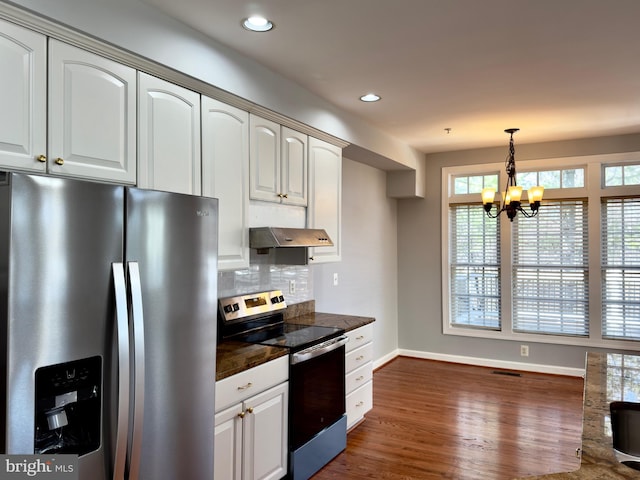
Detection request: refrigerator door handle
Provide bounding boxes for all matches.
[127,262,145,480]
[112,263,130,480]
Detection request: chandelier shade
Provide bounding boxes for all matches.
[481,128,543,221]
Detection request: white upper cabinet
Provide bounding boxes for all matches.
[249,114,307,206]
[48,39,136,183]
[308,137,342,263]
[201,96,250,271]
[0,19,46,173]
[280,127,308,206]
[138,72,201,195]
[250,115,280,202]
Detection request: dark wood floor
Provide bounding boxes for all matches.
[313,356,585,480]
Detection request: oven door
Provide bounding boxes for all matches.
[289,336,348,450]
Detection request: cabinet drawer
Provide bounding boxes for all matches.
[346,362,372,395]
[215,355,288,411]
[346,324,373,353]
[346,380,373,429]
[346,342,373,373]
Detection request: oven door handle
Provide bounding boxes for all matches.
[290,335,349,364]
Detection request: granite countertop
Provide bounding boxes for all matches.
[516,351,640,479]
[216,341,287,381]
[216,299,375,381]
[284,305,375,333]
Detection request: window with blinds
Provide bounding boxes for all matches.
[449,204,500,329]
[512,200,589,336]
[602,198,640,340]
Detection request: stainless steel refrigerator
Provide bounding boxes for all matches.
[0,171,218,479]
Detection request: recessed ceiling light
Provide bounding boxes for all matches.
[359,93,381,102]
[242,16,274,32]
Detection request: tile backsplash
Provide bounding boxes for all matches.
[218,264,313,304]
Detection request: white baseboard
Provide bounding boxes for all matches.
[372,349,399,370]
[377,349,585,377]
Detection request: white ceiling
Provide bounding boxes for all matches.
[142,0,640,154]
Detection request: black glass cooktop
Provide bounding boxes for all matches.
[238,323,344,351]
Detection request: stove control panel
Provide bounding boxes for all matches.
[219,290,287,322]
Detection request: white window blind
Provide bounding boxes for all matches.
[512,200,589,336]
[602,198,640,340]
[449,204,500,329]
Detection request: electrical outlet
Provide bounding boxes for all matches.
[520,345,529,357]
[289,279,296,294]
[333,273,339,286]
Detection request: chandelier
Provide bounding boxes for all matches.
[481,128,544,222]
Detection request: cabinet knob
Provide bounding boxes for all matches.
[309,256,314,261]
[37,154,47,163]
[237,407,254,419]
[55,157,64,165]
[236,382,253,391]
[282,194,288,199]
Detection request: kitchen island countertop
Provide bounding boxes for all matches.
[516,351,640,480]
[216,300,375,381]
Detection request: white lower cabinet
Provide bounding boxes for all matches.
[345,324,374,429]
[215,356,289,480]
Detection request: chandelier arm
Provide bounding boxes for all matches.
[515,206,540,218]
[485,207,501,219]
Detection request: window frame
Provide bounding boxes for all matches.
[442,152,640,350]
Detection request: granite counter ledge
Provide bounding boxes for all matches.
[216,340,288,381]
[283,300,375,332]
[285,311,375,332]
[515,352,640,480]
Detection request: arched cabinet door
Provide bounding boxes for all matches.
[281,127,308,206]
[249,114,281,203]
[137,72,201,194]
[0,18,46,173]
[48,39,136,184]
[308,137,342,263]
[201,96,250,271]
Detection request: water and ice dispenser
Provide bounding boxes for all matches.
[34,356,102,455]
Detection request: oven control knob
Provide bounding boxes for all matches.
[223,304,233,313]
[232,303,240,312]
[278,295,284,302]
[270,296,278,304]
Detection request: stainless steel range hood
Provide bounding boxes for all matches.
[249,227,333,265]
[250,227,333,249]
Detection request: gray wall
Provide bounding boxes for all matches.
[398,133,640,370]
[314,159,399,363]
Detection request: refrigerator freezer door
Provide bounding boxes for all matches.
[2,173,124,480]
[125,188,218,480]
